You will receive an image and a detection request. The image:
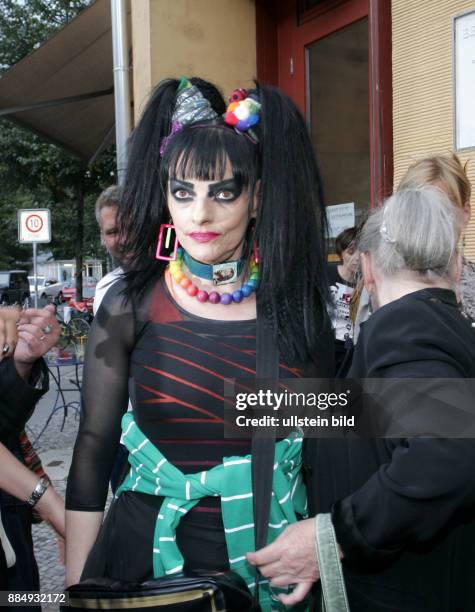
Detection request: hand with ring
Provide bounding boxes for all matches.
[14,305,61,380]
[0,306,20,362]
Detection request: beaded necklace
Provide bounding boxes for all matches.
[168,248,259,305]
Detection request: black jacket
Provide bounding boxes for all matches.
[0,357,48,587]
[304,288,475,611]
[0,358,48,444]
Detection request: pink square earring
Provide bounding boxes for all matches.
[155,224,179,261]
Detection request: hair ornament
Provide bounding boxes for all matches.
[224,89,261,142]
[380,204,397,244]
[160,77,219,156]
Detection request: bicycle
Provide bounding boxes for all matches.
[56,306,91,350]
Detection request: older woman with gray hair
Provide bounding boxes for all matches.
[249,187,475,611]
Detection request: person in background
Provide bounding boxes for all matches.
[398,153,474,321]
[93,185,124,314]
[353,153,474,342]
[0,305,64,601]
[249,187,475,610]
[328,227,358,374]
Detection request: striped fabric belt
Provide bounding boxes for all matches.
[115,412,308,610]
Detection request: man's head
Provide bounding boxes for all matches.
[95,185,122,261]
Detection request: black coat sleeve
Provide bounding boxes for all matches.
[0,357,49,443]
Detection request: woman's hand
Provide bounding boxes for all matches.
[246,518,320,606]
[0,306,20,361]
[14,305,60,380]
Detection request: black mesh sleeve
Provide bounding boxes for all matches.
[65,281,139,511]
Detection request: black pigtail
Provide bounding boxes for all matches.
[119,78,180,296]
[253,82,331,363]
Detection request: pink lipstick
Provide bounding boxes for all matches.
[188,232,220,243]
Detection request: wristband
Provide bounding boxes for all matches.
[26,476,50,508]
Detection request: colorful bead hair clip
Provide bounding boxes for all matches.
[224,89,261,143]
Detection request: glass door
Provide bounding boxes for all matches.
[307,18,370,230]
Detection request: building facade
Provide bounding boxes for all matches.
[130,0,475,260]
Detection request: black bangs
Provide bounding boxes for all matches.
[160,123,260,187]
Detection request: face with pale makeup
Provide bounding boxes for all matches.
[167,163,256,265]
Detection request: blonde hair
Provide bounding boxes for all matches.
[398,154,471,210]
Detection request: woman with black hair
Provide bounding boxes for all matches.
[65,77,333,609]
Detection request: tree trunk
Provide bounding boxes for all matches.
[75,181,84,301]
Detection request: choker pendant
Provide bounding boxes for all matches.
[211,261,239,286]
[182,250,244,286]
[169,248,259,306]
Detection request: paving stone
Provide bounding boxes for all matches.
[28,369,79,612]
[23,368,112,611]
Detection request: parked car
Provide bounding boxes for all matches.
[28,276,65,304]
[0,270,30,305]
[62,277,97,302]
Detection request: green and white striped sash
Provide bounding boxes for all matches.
[115,412,308,610]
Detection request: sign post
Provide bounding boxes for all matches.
[18,209,52,308]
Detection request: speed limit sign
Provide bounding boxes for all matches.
[18,209,51,243]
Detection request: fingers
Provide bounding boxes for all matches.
[277,581,314,606]
[17,324,45,341]
[19,311,58,329]
[17,307,61,348]
[247,538,283,567]
[0,316,18,361]
[257,560,283,579]
[270,574,298,587]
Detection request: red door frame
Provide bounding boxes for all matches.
[256,0,393,207]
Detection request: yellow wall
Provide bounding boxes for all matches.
[131,0,256,123]
[392,0,475,260]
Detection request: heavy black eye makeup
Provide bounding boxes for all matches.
[208,179,242,202]
[169,177,243,203]
[170,178,195,201]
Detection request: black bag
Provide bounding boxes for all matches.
[66,572,254,611]
[65,300,278,612]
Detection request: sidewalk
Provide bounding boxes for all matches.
[26,366,80,611]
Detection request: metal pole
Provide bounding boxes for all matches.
[33,242,38,308]
[111,0,132,186]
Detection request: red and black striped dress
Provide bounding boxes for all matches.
[66,277,317,582]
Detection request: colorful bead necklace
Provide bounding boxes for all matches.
[169,248,259,305]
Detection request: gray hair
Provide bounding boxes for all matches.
[358,187,462,282]
[95,185,121,223]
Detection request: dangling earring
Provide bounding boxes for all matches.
[155,223,179,261]
[253,240,260,264]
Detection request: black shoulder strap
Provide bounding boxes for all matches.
[252,296,279,605]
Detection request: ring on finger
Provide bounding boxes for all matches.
[42,324,53,334]
[2,344,11,355]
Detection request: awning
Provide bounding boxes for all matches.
[0,0,123,162]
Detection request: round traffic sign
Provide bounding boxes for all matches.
[25,214,44,233]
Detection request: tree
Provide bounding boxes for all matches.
[0,0,116,298]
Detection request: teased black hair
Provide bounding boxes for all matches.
[119,77,330,363]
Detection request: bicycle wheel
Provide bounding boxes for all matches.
[69,317,90,343]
